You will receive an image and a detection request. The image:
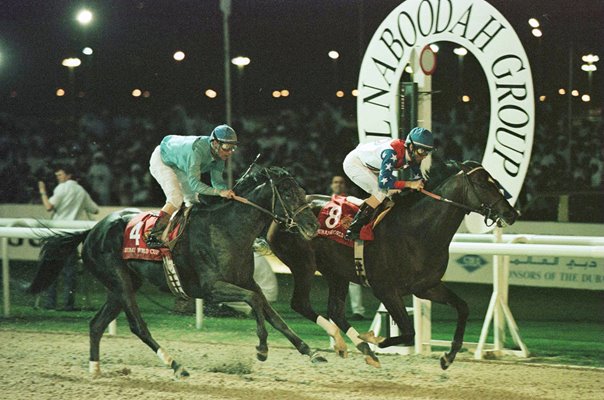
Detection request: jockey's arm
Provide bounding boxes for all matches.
[210,164,229,193]
[187,156,222,196]
[378,149,408,190]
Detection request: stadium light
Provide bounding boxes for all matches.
[531,28,543,38]
[582,54,599,64]
[351,89,358,97]
[528,18,540,28]
[173,51,185,61]
[581,94,591,102]
[82,47,93,56]
[558,88,566,95]
[581,64,597,72]
[280,89,289,97]
[336,90,344,98]
[571,90,579,97]
[132,89,142,97]
[539,95,546,102]
[453,47,467,56]
[56,88,65,97]
[61,58,81,68]
[328,50,339,60]
[76,9,93,25]
[462,95,471,102]
[231,56,250,67]
[272,90,281,98]
[205,89,217,98]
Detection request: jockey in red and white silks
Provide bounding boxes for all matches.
[342,127,435,240]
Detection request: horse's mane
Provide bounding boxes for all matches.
[191,166,292,213]
[393,157,481,207]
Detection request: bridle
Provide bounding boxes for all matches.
[233,167,310,231]
[419,163,509,227]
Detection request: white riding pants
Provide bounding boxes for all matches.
[343,151,387,202]
[149,146,198,207]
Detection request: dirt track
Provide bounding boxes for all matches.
[1,330,602,400]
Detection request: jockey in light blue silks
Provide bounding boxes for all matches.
[146,124,239,248]
[342,127,435,240]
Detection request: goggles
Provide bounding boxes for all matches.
[409,138,433,156]
[218,142,237,152]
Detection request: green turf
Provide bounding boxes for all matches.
[1,262,603,367]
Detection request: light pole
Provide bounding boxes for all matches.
[329,50,339,98]
[581,54,599,96]
[231,56,250,116]
[453,47,467,100]
[62,57,81,119]
[220,0,233,187]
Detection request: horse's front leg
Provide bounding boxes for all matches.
[210,281,269,361]
[250,282,327,364]
[372,286,416,348]
[416,282,469,370]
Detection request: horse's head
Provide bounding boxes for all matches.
[236,166,319,240]
[454,161,520,227]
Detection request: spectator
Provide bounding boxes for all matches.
[87,152,113,205]
[37,165,99,311]
[329,175,366,320]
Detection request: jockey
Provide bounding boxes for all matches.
[342,127,434,240]
[145,124,238,248]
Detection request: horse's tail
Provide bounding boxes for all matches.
[28,230,91,294]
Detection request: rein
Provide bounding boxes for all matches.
[418,165,506,227]
[232,169,310,231]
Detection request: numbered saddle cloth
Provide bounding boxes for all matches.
[122,212,182,261]
[317,195,395,247]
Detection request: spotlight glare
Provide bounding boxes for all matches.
[558,88,566,95]
[76,9,93,25]
[581,94,590,102]
[56,88,65,97]
[571,90,579,97]
[272,90,281,98]
[280,89,289,97]
[132,89,142,97]
[528,18,540,28]
[82,47,93,56]
[531,28,543,38]
[205,89,217,98]
[328,50,340,60]
[173,51,185,61]
[462,95,471,103]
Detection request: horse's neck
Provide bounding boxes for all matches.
[393,179,466,246]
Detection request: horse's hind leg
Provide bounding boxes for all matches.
[210,280,270,361]
[326,276,380,367]
[89,294,121,377]
[416,283,469,370]
[251,283,327,364]
[117,265,189,378]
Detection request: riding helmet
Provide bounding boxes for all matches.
[210,124,238,144]
[405,127,434,150]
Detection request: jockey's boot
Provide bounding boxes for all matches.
[145,211,171,248]
[345,203,374,241]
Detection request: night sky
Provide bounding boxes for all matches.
[1,0,602,117]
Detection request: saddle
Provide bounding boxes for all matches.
[122,206,192,299]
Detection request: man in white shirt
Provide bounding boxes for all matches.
[38,166,99,310]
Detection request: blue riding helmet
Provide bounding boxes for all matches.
[405,127,434,150]
[210,124,238,144]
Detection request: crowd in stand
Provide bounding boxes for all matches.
[1,102,601,220]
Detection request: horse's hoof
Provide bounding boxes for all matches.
[89,361,101,378]
[310,352,328,364]
[332,331,348,358]
[257,352,268,362]
[175,366,190,379]
[365,355,381,368]
[440,352,452,370]
[358,331,385,345]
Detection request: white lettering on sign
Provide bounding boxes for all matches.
[357,0,534,233]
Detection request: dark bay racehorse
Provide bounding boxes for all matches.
[268,160,519,369]
[29,167,323,378]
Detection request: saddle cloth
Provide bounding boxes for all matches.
[122,210,191,299]
[122,212,181,261]
[317,195,394,247]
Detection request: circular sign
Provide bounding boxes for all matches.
[419,45,437,75]
[357,0,534,233]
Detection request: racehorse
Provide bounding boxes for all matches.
[267,160,519,369]
[29,167,323,378]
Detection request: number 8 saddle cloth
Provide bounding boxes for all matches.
[317,194,394,247]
